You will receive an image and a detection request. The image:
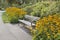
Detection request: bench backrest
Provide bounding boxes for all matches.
[24,15,40,22]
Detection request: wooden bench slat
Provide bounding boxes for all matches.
[19,20,35,26]
[25,15,40,21]
[19,15,40,30]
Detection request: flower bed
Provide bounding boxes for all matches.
[33,14,60,40]
[2,7,27,23]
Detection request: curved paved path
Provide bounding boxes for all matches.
[0,11,32,40]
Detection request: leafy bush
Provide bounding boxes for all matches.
[2,7,26,23]
[23,2,60,17]
[10,16,19,23]
[33,14,60,40]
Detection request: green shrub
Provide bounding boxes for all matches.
[23,1,60,17]
[10,16,18,23]
[2,7,26,23]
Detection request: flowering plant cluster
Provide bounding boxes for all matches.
[33,14,60,40]
[5,7,26,23]
[6,7,26,18]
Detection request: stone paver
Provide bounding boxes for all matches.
[0,11,32,40]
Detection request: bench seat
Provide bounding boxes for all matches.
[19,20,35,26]
[18,15,40,30]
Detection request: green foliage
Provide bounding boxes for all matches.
[10,16,19,23]
[23,1,60,17]
[2,12,10,23]
[2,12,18,23]
[2,7,26,23]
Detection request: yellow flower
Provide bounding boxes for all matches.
[56,22,60,25]
[48,15,53,21]
[48,36,50,39]
[44,28,47,31]
[6,7,27,17]
[54,34,57,38]
[58,30,60,33]
[35,14,60,39]
[53,33,55,35]
[50,26,55,32]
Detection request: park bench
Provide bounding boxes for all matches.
[19,15,40,30]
